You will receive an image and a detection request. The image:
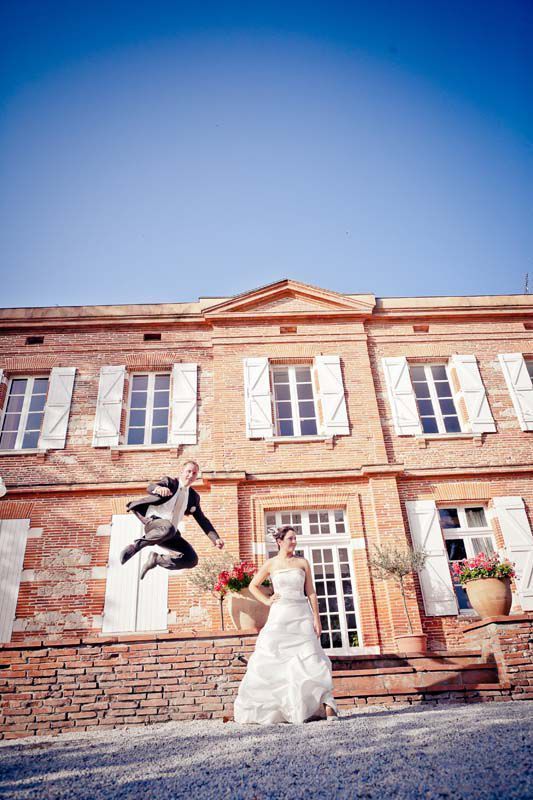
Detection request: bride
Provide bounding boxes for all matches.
[233,525,339,724]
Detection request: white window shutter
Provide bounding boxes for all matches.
[38,367,76,449]
[406,500,458,616]
[243,358,274,438]
[93,365,126,447]
[314,355,350,436]
[136,547,169,631]
[169,363,198,445]
[498,353,533,431]
[449,355,495,433]
[493,496,533,611]
[0,519,30,642]
[382,357,423,436]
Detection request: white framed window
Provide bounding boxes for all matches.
[264,509,362,653]
[0,376,49,450]
[271,365,318,437]
[439,505,496,613]
[126,373,170,445]
[410,364,461,434]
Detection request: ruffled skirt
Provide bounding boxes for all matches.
[233,597,337,724]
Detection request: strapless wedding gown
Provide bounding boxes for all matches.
[233,568,337,724]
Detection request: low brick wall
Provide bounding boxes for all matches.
[0,630,256,740]
[462,613,533,701]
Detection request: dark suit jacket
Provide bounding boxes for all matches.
[127,476,219,543]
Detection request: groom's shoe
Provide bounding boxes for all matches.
[140,551,160,580]
[120,543,138,565]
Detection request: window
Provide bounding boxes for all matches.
[439,506,496,613]
[410,364,461,434]
[272,365,318,436]
[127,373,170,445]
[526,360,533,382]
[264,509,361,652]
[0,377,49,450]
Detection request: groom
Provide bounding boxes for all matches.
[120,460,224,580]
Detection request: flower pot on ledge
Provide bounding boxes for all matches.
[465,577,512,619]
[227,586,273,631]
[395,633,428,654]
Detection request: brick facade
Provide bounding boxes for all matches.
[1,280,532,656]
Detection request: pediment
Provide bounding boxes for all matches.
[203,279,375,320]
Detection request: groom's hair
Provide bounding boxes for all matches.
[182,460,199,471]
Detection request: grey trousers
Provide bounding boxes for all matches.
[134,517,199,571]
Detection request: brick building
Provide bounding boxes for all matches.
[1,278,532,657]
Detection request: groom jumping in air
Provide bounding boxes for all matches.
[120,460,224,580]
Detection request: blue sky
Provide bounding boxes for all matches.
[0,0,531,307]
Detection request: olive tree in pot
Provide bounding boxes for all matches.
[370,544,428,654]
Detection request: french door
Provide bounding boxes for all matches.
[265,510,362,654]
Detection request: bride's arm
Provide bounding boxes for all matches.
[248,560,275,606]
[303,559,322,638]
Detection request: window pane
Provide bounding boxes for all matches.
[154,375,170,390]
[127,428,145,445]
[0,431,17,449]
[445,538,467,561]
[298,401,315,418]
[296,383,313,400]
[417,399,434,416]
[33,378,49,394]
[26,413,43,430]
[130,392,147,409]
[439,399,456,415]
[413,381,431,399]
[338,547,348,561]
[320,633,331,649]
[331,632,343,648]
[10,379,27,395]
[472,536,495,555]
[274,383,290,401]
[153,391,169,408]
[6,395,24,413]
[22,431,39,448]
[439,508,460,528]
[29,394,46,412]
[344,595,355,612]
[151,427,168,444]
[132,375,148,391]
[300,419,317,435]
[328,597,339,613]
[435,380,452,398]
[2,415,19,432]
[421,417,438,434]
[443,416,461,433]
[346,614,357,630]
[276,402,292,419]
[465,507,487,527]
[410,366,426,382]
[295,368,311,382]
[273,369,289,383]
[152,409,169,427]
[279,420,294,436]
[129,410,146,427]
[455,584,471,611]
[431,365,448,381]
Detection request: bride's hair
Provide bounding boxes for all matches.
[272,525,295,550]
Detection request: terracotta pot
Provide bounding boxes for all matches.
[395,633,428,654]
[464,577,512,618]
[227,586,272,631]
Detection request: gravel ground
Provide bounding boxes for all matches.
[1,702,532,800]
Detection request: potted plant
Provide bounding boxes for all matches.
[217,560,272,631]
[187,553,235,630]
[370,544,428,654]
[452,552,515,619]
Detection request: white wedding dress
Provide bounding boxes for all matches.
[233,568,337,724]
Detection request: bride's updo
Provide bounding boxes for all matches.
[272,525,295,550]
